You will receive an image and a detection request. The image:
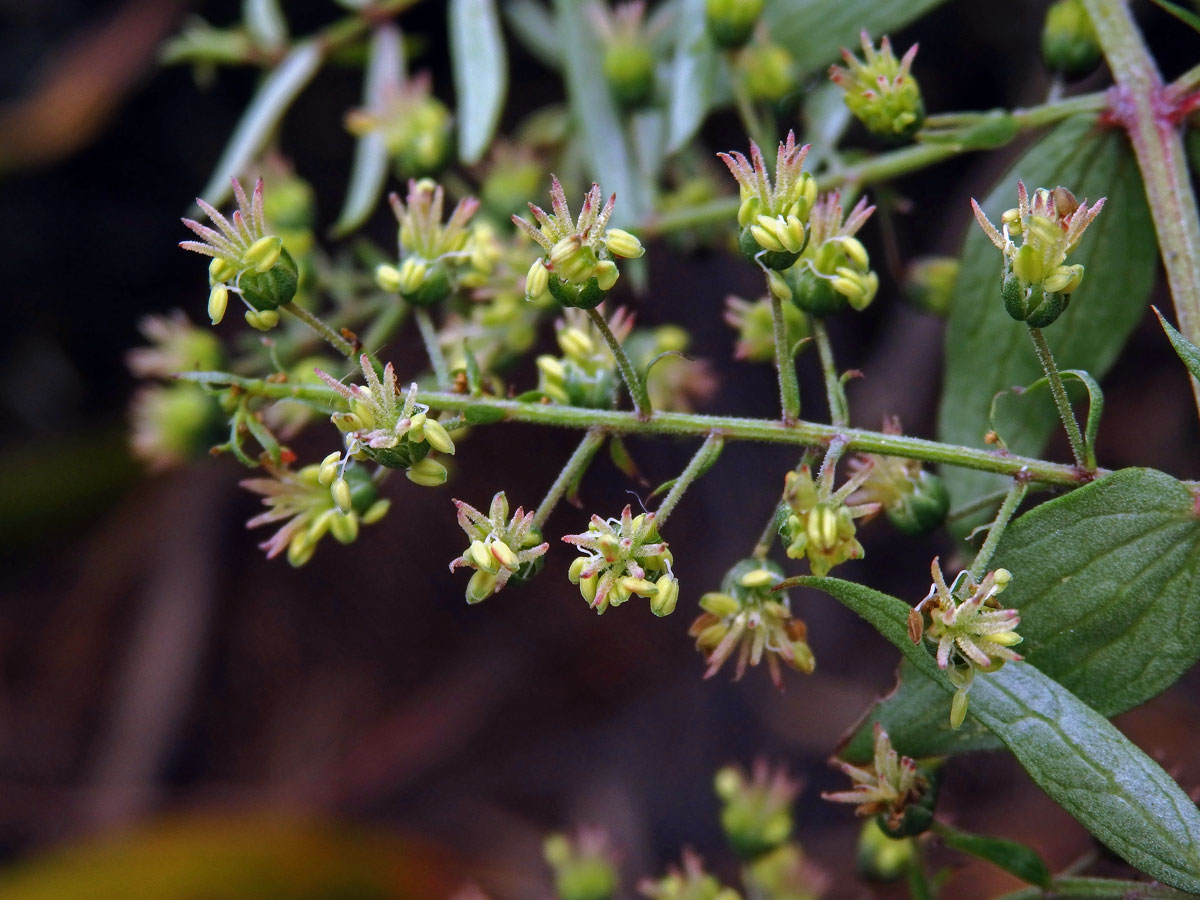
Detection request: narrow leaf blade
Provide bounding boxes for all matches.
[450,0,508,164]
[1154,306,1200,382]
[198,41,323,207]
[936,827,1051,888]
[665,0,718,152]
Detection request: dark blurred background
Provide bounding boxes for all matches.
[2,1,1199,897]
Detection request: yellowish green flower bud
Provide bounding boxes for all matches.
[318,451,341,486]
[422,418,455,454]
[362,499,391,524]
[840,236,869,269]
[739,568,775,589]
[332,477,353,514]
[329,509,360,544]
[830,33,924,140]
[466,568,497,604]
[737,195,762,228]
[526,258,550,301]
[245,309,280,331]
[651,574,679,617]
[604,227,645,259]
[208,284,229,325]
[287,531,316,567]
[375,263,403,292]
[209,256,237,284]
[490,540,519,570]
[558,326,595,360]
[406,457,448,486]
[950,688,969,730]
[700,592,740,617]
[1043,263,1084,294]
[397,257,428,295]
[550,236,598,284]
[469,539,499,573]
[407,411,428,443]
[594,260,619,292]
[244,235,283,273]
[579,572,599,604]
[568,556,588,584]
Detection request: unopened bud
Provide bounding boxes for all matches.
[466,568,497,604]
[244,235,283,273]
[526,259,550,301]
[950,688,969,730]
[209,256,237,284]
[650,575,679,616]
[559,327,595,360]
[1043,263,1084,294]
[594,260,619,292]
[375,263,403,292]
[490,540,519,570]
[397,257,428,295]
[568,556,588,584]
[739,568,775,589]
[422,418,455,454]
[406,457,448,487]
[766,269,792,302]
[332,477,353,514]
[604,228,644,259]
[208,284,229,325]
[318,451,341,485]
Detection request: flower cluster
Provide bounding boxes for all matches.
[778,192,879,316]
[514,177,644,309]
[242,460,390,566]
[544,828,620,900]
[538,307,632,408]
[714,761,798,860]
[448,492,549,604]
[689,559,814,686]
[375,179,480,307]
[830,33,924,140]
[724,294,808,363]
[345,72,451,178]
[639,850,741,900]
[780,465,879,577]
[972,181,1105,327]
[719,132,816,270]
[704,0,763,49]
[590,1,659,109]
[823,725,936,837]
[911,558,1023,728]
[563,506,678,615]
[316,354,454,485]
[847,418,949,537]
[180,177,299,328]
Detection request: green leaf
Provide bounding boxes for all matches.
[503,0,561,71]
[198,41,323,208]
[792,574,1200,892]
[939,115,1156,517]
[844,469,1200,760]
[553,0,648,225]
[988,368,1103,470]
[666,0,718,153]
[765,0,949,75]
[331,25,402,238]
[1154,306,1200,382]
[934,824,1051,888]
[449,0,508,164]
[1147,0,1200,33]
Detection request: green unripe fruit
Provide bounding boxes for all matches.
[878,765,939,839]
[1003,275,1070,328]
[1042,0,1102,79]
[705,0,764,49]
[886,470,950,537]
[786,264,847,317]
[603,42,656,108]
[365,437,430,470]
[738,226,800,271]
[548,273,607,310]
[239,246,299,311]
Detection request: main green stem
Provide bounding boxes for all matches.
[586,307,652,419]
[1083,0,1200,416]
[181,372,1100,486]
[655,434,724,527]
[968,479,1028,582]
[532,427,606,530]
[771,294,802,423]
[415,307,451,390]
[1027,326,1088,470]
[811,317,849,427]
[283,301,356,359]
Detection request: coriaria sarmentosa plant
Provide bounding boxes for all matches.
[136,3,1200,896]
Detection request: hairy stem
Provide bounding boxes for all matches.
[532,427,606,530]
[1083,0,1200,416]
[414,307,451,390]
[282,301,356,359]
[655,434,724,527]
[811,317,849,427]
[180,372,1103,486]
[968,479,1029,582]
[772,294,802,423]
[1027,326,1088,469]
[586,307,653,419]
